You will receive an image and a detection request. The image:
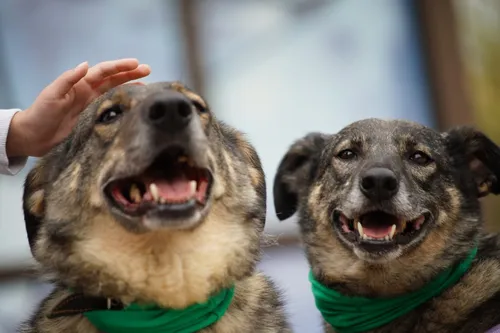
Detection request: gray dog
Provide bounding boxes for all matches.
[274,118,500,333]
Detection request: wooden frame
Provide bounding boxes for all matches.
[179,0,206,96]
[414,0,475,129]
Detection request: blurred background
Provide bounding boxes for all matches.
[0,0,497,332]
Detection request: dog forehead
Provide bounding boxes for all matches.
[102,82,178,101]
[92,81,199,107]
[336,118,442,149]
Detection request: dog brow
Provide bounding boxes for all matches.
[337,136,364,151]
[170,82,207,110]
[400,136,432,155]
[183,90,207,110]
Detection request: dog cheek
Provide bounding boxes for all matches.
[436,187,462,226]
[27,189,45,217]
[307,183,333,228]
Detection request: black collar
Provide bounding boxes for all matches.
[47,293,124,319]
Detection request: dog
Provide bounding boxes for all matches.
[20,81,291,333]
[273,118,500,333]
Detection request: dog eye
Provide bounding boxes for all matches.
[337,149,356,160]
[409,151,433,165]
[97,105,124,124]
[193,101,207,113]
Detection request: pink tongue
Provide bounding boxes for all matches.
[362,225,393,238]
[146,177,193,201]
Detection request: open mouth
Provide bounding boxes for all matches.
[334,210,431,247]
[104,146,213,219]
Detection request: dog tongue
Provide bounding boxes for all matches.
[362,224,393,238]
[145,176,194,201]
[360,212,398,239]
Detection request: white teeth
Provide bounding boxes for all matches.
[389,224,396,239]
[357,222,366,239]
[150,183,160,202]
[130,184,141,203]
[189,181,197,195]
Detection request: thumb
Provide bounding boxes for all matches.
[43,62,89,99]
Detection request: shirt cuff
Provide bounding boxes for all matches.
[0,109,28,176]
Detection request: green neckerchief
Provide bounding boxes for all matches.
[84,286,235,333]
[309,246,478,333]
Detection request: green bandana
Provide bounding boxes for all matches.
[309,246,478,333]
[84,287,235,333]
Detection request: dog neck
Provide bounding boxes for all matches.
[309,246,478,333]
[47,286,235,333]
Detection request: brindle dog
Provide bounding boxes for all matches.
[21,82,291,333]
[274,118,500,333]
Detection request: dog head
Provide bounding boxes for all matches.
[23,82,266,308]
[274,118,500,268]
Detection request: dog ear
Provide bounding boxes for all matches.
[23,163,46,256]
[273,133,328,221]
[446,126,500,198]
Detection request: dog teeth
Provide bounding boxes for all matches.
[149,183,160,202]
[357,222,367,239]
[189,181,197,195]
[389,224,396,239]
[130,184,142,203]
[400,220,407,231]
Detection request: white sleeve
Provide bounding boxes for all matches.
[0,109,28,176]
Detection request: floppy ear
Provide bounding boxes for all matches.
[23,164,46,257]
[273,133,328,221]
[446,126,500,198]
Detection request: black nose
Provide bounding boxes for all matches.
[146,95,193,131]
[359,167,399,201]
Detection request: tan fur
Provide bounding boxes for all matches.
[421,260,500,326]
[67,163,81,193]
[27,189,45,217]
[75,204,256,308]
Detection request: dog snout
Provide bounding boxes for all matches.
[145,92,193,132]
[359,167,399,201]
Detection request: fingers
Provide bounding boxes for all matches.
[95,64,151,93]
[84,58,141,86]
[44,62,89,99]
[125,81,146,86]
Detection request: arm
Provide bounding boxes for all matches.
[0,108,28,175]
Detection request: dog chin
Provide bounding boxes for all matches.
[142,211,205,231]
[352,246,404,263]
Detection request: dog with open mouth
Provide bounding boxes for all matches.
[273,118,500,333]
[20,81,291,333]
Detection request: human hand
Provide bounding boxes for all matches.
[6,58,151,158]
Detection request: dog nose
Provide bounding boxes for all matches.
[359,167,399,201]
[146,95,193,131]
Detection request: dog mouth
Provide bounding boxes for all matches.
[104,146,213,219]
[334,210,431,248]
